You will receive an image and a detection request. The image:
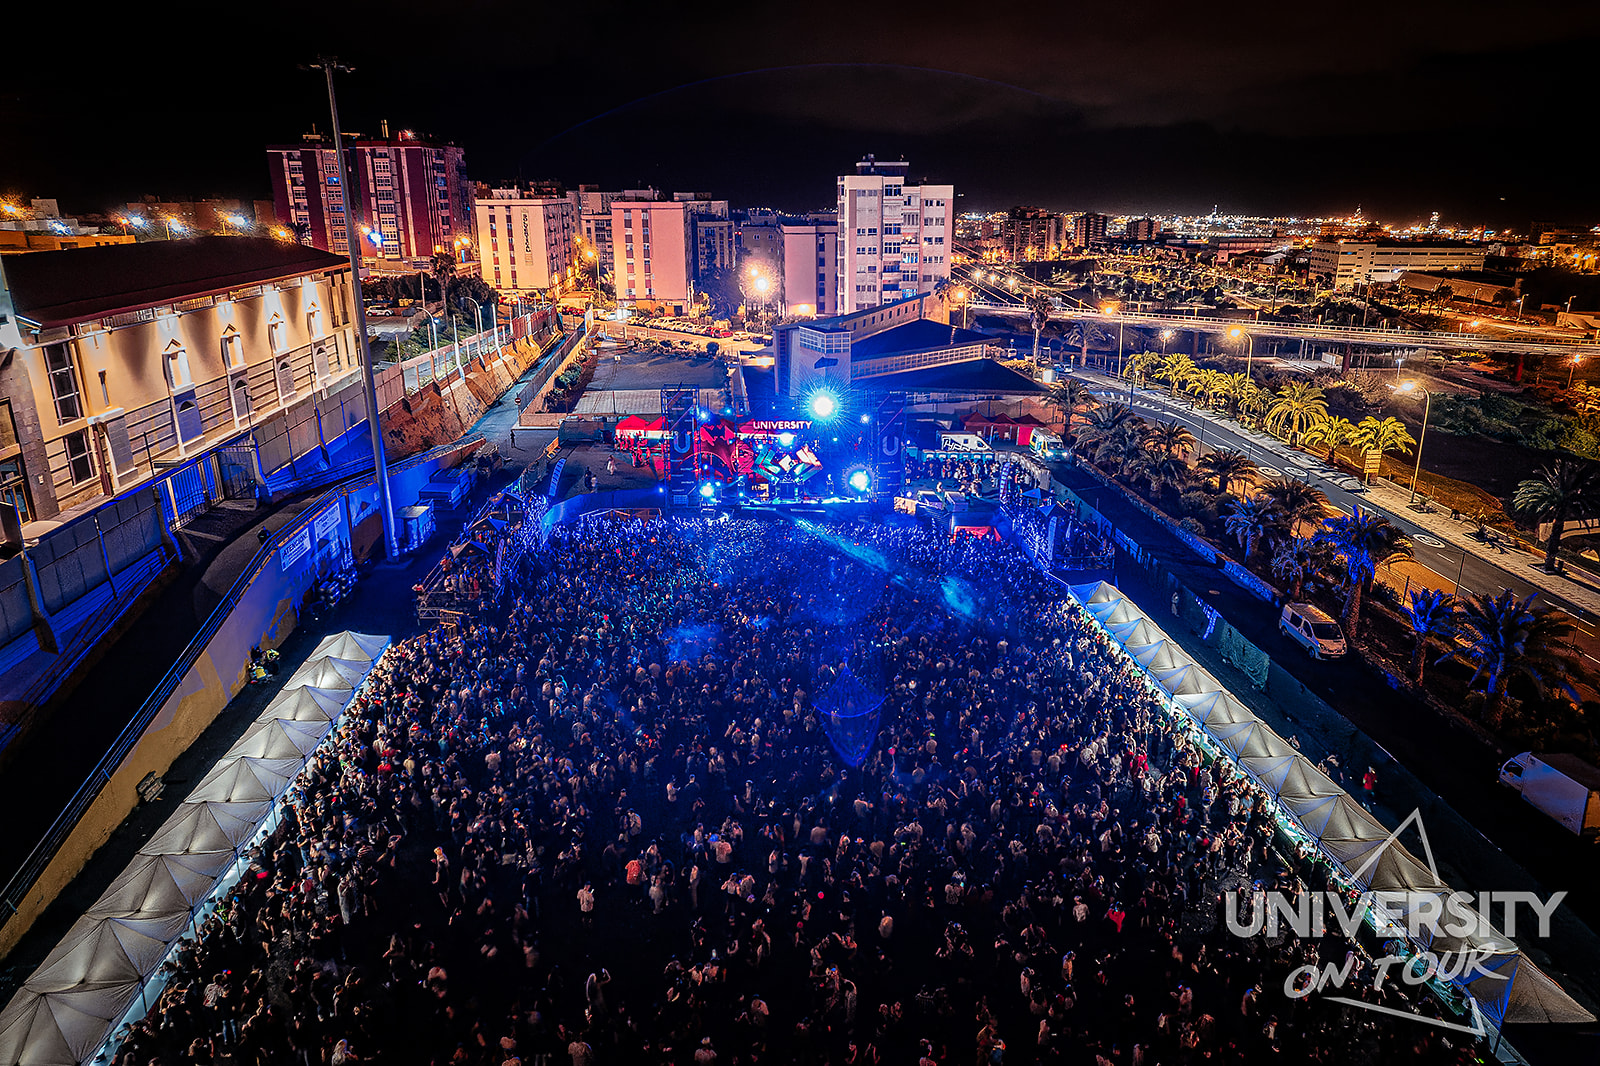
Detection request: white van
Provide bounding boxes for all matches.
[1279,603,1347,659]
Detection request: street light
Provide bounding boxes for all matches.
[1569,355,1584,390]
[1397,380,1432,503]
[1229,326,1254,376]
[1160,328,1175,354]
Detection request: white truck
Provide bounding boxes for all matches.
[939,432,992,452]
[1498,752,1600,836]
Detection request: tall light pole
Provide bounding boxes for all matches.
[1229,326,1254,377]
[311,56,397,560]
[1397,380,1431,503]
[1569,355,1584,390]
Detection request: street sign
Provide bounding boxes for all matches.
[1363,450,1382,478]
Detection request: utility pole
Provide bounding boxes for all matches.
[311,56,398,560]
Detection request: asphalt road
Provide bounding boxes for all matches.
[1069,369,1600,661]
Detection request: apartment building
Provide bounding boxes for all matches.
[609,198,695,310]
[835,156,954,314]
[1071,212,1109,248]
[778,221,839,317]
[474,189,579,295]
[0,237,364,525]
[267,126,472,267]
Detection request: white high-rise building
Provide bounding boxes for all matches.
[835,156,953,314]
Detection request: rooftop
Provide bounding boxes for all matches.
[3,237,349,329]
[854,358,1047,394]
[850,318,988,357]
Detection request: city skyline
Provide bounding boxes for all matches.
[3,1,1598,225]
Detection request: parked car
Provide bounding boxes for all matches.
[1278,603,1347,659]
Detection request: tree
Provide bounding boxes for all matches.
[1197,449,1258,495]
[1159,354,1197,397]
[1224,494,1275,561]
[1448,591,1588,728]
[1135,447,1192,493]
[1433,283,1455,307]
[1512,459,1600,572]
[1349,416,1416,481]
[1301,416,1358,463]
[431,251,458,308]
[1027,293,1052,359]
[933,277,962,341]
[1184,369,1227,410]
[1260,476,1329,536]
[1046,377,1098,451]
[1079,404,1145,466]
[1271,536,1326,600]
[1314,506,1413,638]
[1265,382,1329,446]
[1126,351,1163,388]
[1147,420,1197,459]
[1401,588,1459,687]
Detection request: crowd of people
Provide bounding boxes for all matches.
[108,516,1487,1066]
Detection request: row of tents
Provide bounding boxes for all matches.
[1068,581,1592,1033]
[0,631,391,1066]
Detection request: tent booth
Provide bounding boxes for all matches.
[1069,580,1592,1036]
[0,632,391,1066]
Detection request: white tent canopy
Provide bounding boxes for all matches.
[1068,581,1592,1030]
[0,631,389,1066]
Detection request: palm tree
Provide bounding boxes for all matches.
[1126,351,1163,388]
[1046,377,1098,452]
[1159,354,1197,397]
[1449,591,1587,728]
[1301,416,1357,463]
[1135,447,1192,493]
[1260,476,1329,536]
[1080,404,1146,468]
[1147,420,1197,459]
[1265,382,1329,446]
[432,251,458,309]
[1402,588,1459,687]
[933,277,962,341]
[1185,369,1227,410]
[1027,293,1052,359]
[1271,536,1326,600]
[1197,449,1258,495]
[1224,494,1275,561]
[1314,506,1413,638]
[1349,416,1416,482]
[1513,459,1600,572]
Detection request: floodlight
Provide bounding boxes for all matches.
[849,469,871,493]
[810,392,838,419]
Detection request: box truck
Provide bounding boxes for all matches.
[1498,752,1600,836]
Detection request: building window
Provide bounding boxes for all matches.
[63,429,94,485]
[165,342,193,389]
[45,343,83,423]
[232,377,252,422]
[276,359,296,400]
[307,305,324,337]
[268,318,285,353]
[222,329,244,368]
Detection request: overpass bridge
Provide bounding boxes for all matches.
[966,301,1598,358]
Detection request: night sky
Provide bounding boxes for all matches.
[4,1,1596,226]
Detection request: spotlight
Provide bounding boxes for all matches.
[810,392,837,419]
[777,432,796,448]
[849,469,872,493]
[699,482,716,499]
[860,414,871,424]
